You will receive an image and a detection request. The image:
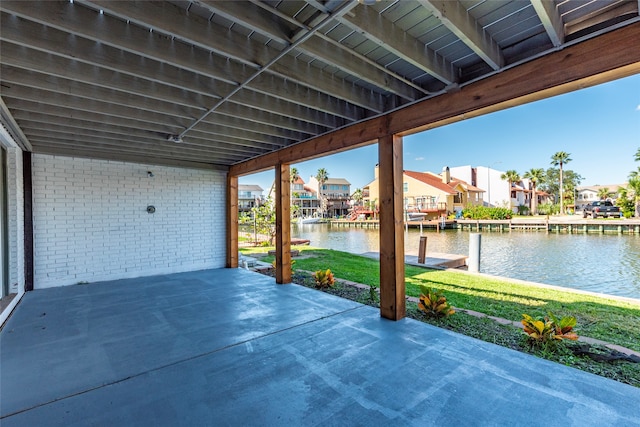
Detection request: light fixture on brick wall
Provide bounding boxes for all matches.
[147,171,154,178]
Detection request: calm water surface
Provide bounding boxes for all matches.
[292,223,640,300]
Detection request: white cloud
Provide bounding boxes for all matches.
[415,156,425,161]
[636,104,640,111]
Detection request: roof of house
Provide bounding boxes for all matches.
[323,178,351,186]
[577,184,628,193]
[238,184,263,192]
[404,170,459,194]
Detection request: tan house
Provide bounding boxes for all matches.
[364,166,484,220]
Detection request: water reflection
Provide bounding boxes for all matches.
[292,223,640,299]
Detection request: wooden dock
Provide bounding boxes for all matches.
[360,251,467,269]
[330,218,640,234]
[330,219,456,231]
[456,218,640,234]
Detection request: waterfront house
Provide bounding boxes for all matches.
[307,176,351,218]
[577,184,628,206]
[450,166,550,212]
[269,177,320,218]
[238,185,264,213]
[364,166,484,219]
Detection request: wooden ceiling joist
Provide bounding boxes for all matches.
[230,21,640,177]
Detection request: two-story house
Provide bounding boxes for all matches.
[307,177,351,218]
[363,166,484,220]
[238,185,263,213]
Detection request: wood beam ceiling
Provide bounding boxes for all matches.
[230,22,640,177]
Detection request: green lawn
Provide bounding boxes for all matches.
[241,246,640,352]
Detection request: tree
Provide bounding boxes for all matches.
[352,188,363,206]
[241,197,275,246]
[629,168,640,217]
[523,168,545,215]
[540,168,583,201]
[289,167,301,218]
[597,187,610,201]
[315,168,329,217]
[551,151,572,214]
[635,147,640,162]
[616,187,635,218]
[500,170,520,212]
[290,167,300,184]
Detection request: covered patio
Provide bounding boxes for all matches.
[2,268,639,425]
[1,1,640,423]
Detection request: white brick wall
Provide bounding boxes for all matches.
[6,148,24,293]
[32,155,226,288]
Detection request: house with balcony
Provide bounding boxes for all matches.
[363,166,484,220]
[291,177,320,217]
[307,177,351,217]
[269,176,320,218]
[238,185,264,213]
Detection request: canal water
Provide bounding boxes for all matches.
[292,223,640,300]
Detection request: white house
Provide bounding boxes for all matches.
[576,184,627,206]
[238,185,263,212]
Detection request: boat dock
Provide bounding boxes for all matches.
[330,218,640,234]
[360,251,467,269]
[456,218,640,234]
[330,219,456,231]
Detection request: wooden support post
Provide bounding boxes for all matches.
[275,163,291,284]
[378,135,405,320]
[226,174,239,268]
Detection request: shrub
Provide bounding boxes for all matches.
[418,286,454,318]
[517,204,529,215]
[462,205,512,220]
[313,269,335,289]
[521,312,578,348]
[537,202,559,215]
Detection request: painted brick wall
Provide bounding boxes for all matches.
[6,148,24,293]
[32,155,226,288]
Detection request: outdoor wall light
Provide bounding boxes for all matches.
[147,171,154,178]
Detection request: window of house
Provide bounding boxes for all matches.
[403,182,408,192]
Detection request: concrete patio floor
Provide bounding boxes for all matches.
[1,268,639,426]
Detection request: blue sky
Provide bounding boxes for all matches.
[240,73,640,192]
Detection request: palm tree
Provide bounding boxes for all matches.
[551,151,572,214]
[315,168,329,217]
[523,168,545,215]
[290,167,299,184]
[635,147,640,162]
[352,188,363,206]
[629,168,640,217]
[597,187,610,201]
[289,167,300,218]
[500,170,520,212]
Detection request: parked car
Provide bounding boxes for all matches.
[582,201,621,218]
